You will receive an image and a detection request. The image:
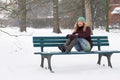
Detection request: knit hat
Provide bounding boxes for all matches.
[77,17,86,23]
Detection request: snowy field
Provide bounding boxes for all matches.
[0,27,120,80]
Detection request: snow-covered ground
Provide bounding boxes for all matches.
[0,27,120,80]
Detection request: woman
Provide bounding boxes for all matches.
[58,16,93,52]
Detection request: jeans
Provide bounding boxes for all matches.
[75,38,91,51]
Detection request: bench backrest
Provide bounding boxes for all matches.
[33,36,109,52]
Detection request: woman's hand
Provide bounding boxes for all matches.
[66,34,71,38]
[66,34,79,39]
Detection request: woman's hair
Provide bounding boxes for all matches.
[73,22,87,33]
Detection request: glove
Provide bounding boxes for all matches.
[66,34,71,39]
[69,34,74,39]
[69,34,78,39]
[66,34,79,39]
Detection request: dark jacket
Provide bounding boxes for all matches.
[72,26,93,48]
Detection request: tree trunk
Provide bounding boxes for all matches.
[85,0,93,34]
[53,0,61,33]
[105,0,109,32]
[18,0,27,32]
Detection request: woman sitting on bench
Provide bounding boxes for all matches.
[58,16,93,52]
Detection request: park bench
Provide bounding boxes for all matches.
[33,36,120,73]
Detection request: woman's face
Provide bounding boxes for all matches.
[77,21,84,27]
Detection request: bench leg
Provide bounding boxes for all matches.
[97,53,113,68]
[46,55,54,73]
[40,55,44,68]
[106,53,113,68]
[97,54,102,65]
[40,55,54,73]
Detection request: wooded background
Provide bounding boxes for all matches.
[0,0,112,33]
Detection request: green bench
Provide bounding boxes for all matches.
[33,36,120,73]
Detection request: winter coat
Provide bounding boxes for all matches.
[67,26,93,48]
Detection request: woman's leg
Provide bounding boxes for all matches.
[75,38,91,51]
[74,43,83,51]
[58,38,72,52]
[64,38,72,46]
[65,38,77,52]
[58,38,77,52]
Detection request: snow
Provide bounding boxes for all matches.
[0,27,120,80]
[0,0,10,3]
[111,7,120,14]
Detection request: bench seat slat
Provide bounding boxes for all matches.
[34,50,120,55]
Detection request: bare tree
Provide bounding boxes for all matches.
[105,0,109,32]
[53,0,61,33]
[17,0,27,32]
[85,0,93,34]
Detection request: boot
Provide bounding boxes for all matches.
[58,45,66,52]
